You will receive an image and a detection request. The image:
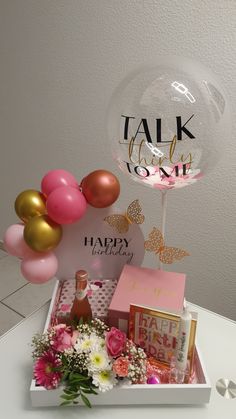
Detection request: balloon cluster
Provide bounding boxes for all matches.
[4,169,120,284]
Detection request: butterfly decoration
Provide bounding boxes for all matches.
[104,199,145,233]
[144,227,189,264]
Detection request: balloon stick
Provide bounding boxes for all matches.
[160,190,168,270]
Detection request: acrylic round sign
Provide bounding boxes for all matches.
[54,204,144,281]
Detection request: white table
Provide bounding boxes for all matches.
[0,302,236,418]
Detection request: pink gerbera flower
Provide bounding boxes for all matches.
[34,351,62,389]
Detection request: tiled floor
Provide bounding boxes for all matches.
[0,250,56,336]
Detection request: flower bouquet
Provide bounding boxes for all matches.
[32,319,147,407]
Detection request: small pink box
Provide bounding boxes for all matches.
[108,265,186,332]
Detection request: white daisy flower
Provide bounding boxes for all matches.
[74,333,97,353]
[89,351,110,372]
[92,370,117,392]
[92,337,106,352]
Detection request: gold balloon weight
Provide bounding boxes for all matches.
[15,189,46,223]
[24,214,62,252]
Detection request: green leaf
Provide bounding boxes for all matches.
[61,354,68,364]
[52,366,62,372]
[79,317,84,325]
[81,393,92,408]
[60,401,71,406]
[90,388,98,395]
[69,372,75,380]
[69,372,89,382]
[62,372,69,381]
[81,388,98,395]
[60,394,77,401]
[69,377,88,384]
[74,372,91,381]
[68,386,80,394]
[63,389,73,395]
[63,387,78,393]
[66,385,79,392]
[63,390,78,397]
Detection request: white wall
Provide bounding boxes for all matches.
[0,0,236,319]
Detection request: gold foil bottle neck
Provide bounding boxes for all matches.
[75,270,88,281]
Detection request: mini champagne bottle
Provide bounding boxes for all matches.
[70,270,92,323]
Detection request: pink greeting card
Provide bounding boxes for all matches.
[108,264,186,331]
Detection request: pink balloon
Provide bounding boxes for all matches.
[3,224,37,259]
[21,252,58,284]
[41,169,79,197]
[47,186,87,224]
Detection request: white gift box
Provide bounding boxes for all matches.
[29,205,211,406]
[30,280,211,407]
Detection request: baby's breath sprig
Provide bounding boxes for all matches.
[61,349,89,374]
[77,318,109,338]
[125,340,147,384]
[31,329,56,359]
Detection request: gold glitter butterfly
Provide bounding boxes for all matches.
[144,227,189,264]
[104,199,145,233]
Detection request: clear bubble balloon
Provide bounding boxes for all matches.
[107,57,230,190]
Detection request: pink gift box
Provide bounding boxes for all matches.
[108,264,186,332]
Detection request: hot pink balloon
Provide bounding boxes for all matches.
[21,252,58,284]
[41,169,79,197]
[47,186,87,224]
[3,224,37,259]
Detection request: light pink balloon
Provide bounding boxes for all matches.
[21,252,58,284]
[3,224,37,259]
[47,186,87,224]
[41,169,79,197]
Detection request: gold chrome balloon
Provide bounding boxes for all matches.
[24,215,62,252]
[15,189,46,223]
